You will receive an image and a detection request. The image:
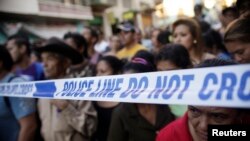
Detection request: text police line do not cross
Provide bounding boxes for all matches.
[0,64,249,108]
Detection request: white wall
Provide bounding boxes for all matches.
[0,0,39,14]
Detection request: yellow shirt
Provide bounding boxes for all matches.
[116,44,146,60]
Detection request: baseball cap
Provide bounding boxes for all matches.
[118,22,135,32]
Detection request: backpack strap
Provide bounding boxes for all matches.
[4,75,20,108]
[8,75,19,82]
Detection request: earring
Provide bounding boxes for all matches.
[193,40,197,44]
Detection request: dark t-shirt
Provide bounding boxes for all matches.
[91,102,119,141]
[108,103,175,141]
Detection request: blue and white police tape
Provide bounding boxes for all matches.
[0,64,249,108]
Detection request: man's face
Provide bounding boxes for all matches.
[135,31,142,43]
[151,30,161,48]
[6,39,24,63]
[82,28,91,44]
[226,41,250,64]
[110,36,121,50]
[188,106,238,141]
[120,30,134,46]
[41,52,62,79]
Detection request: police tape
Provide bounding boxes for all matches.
[0,64,250,108]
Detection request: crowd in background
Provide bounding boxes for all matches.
[1,0,250,141]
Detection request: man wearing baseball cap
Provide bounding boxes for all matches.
[116,22,146,61]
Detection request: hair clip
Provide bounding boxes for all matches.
[131,57,148,65]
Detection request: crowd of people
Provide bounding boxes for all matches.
[0,0,250,141]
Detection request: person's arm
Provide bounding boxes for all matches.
[9,97,37,141]
[9,77,37,141]
[18,113,37,141]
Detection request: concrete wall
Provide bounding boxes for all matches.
[0,0,39,14]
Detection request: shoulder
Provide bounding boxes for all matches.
[9,97,36,119]
[112,103,134,118]
[203,53,216,60]
[33,62,43,69]
[2,73,29,83]
[117,48,126,54]
[12,75,31,82]
[157,114,190,141]
[156,118,179,140]
[112,103,126,115]
[116,48,127,58]
[135,44,146,50]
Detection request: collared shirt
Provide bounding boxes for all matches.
[116,44,146,61]
[156,112,193,141]
[38,99,97,141]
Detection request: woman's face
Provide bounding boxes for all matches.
[156,60,179,71]
[173,24,194,50]
[188,106,239,141]
[96,60,113,76]
[225,41,250,64]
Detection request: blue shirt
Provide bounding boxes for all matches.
[217,52,232,61]
[0,73,36,141]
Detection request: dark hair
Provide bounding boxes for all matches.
[156,44,192,69]
[63,32,88,58]
[157,30,171,45]
[133,50,155,66]
[199,21,211,33]
[0,45,14,71]
[222,7,239,18]
[7,34,31,55]
[39,37,83,65]
[224,18,250,43]
[236,0,250,15]
[194,58,249,123]
[194,4,203,12]
[84,26,98,42]
[98,56,124,75]
[195,58,237,68]
[173,18,204,59]
[123,57,156,73]
[203,29,228,53]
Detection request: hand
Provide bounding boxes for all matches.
[51,100,69,110]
